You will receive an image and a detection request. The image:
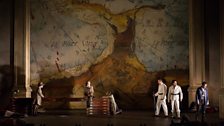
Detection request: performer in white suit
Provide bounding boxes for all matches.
[168,80,183,118]
[154,79,168,117]
[33,81,45,115]
[37,82,45,106]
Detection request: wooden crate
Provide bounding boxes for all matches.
[86,97,110,115]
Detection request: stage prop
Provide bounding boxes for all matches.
[86,97,110,116]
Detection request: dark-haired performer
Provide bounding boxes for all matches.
[36,82,45,107]
[84,81,94,108]
[196,81,209,121]
[33,81,45,114]
[154,79,168,117]
[168,80,183,118]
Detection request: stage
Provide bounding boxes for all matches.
[20,110,223,126]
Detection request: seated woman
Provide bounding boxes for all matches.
[105,91,122,115]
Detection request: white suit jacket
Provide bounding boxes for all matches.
[155,83,167,100]
[168,85,183,102]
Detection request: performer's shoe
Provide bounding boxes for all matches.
[37,108,46,113]
[153,115,159,117]
[164,115,169,118]
[115,109,122,115]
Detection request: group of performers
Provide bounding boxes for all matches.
[154,79,182,118]
[84,79,209,120]
[0,77,209,121]
[154,78,209,122]
[84,81,122,115]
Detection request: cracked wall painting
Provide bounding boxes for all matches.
[30,0,188,109]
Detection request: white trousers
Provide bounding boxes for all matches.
[37,95,42,106]
[171,100,180,113]
[109,95,120,114]
[155,99,168,116]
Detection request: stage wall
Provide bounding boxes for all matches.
[30,0,189,109]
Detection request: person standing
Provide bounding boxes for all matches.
[33,81,45,114]
[154,78,168,117]
[36,82,45,107]
[84,81,94,108]
[168,80,183,119]
[196,81,209,121]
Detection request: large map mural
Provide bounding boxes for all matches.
[30,0,189,109]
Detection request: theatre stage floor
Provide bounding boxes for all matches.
[22,110,223,126]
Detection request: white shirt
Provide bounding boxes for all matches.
[84,86,94,98]
[155,83,167,100]
[37,86,44,106]
[202,88,205,97]
[168,85,183,102]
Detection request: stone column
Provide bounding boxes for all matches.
[204,0,220,107]
[188,0,205,106]
[14,0,25,97]
[14,0,31,97]
[219,0,224,119]
[24,0,31,98]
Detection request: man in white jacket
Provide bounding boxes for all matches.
[154,79,168,117]
[168,80,183,118]
[37,82,45,106]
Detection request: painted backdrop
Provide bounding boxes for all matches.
[31,0,188,109]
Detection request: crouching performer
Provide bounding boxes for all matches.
[106,91,122,115]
